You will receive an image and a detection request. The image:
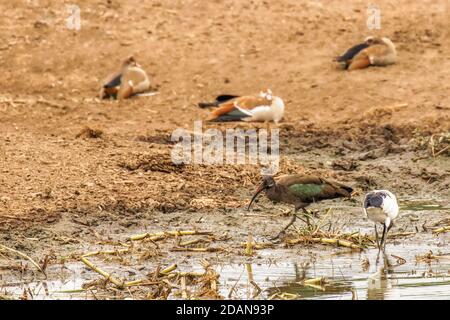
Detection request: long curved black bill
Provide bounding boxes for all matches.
[247,185,266,211]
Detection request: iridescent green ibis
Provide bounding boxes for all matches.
[248,175,354,239]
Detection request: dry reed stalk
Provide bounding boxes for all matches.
[245,233,253,256]
[416,251,450,262]
[388,232,416,238]
[430,135,436,157]
[171,247,222,252]
[160,263,177,275]
[178,238,210,246]
[239,242,274,249]
[181,276,188,299]
[287,237,363,250]
[303,277,325,285]
[80,257,124,289]
[432,226,450,234]
[434,146,449,157]
[82,248,130,258]
[129,230,212,241]
[0,243,45,275]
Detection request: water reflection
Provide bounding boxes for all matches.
[1,245,449,299]
[265,263,354,299]
[218,245,450,300]
[367,253,395,300]
[400,200,448,211]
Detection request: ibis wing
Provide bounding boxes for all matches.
[276,175,323,187]
[278,175,352,200]
[278,175,327,199]
[288,183,326,199]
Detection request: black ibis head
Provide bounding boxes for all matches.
[247,176,276,211]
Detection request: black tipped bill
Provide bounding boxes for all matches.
[247,183,266,211]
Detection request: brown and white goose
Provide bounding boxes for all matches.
[99,55,151,100]
[199,89,285,124]
[335,36,397,71]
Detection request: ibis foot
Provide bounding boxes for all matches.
[301,208,316,230]
[270,231,286,242]
[271,214,297,240]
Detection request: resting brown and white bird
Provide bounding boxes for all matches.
[99,56,150,100]
[335,36,397,71]
[199,89,285,124]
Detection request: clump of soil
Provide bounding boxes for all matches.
[118,151,185,173]
[135,132,174,145]
[76,127,104,139]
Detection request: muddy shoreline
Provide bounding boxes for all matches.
[0,130,448,299]
[0,0,449,299]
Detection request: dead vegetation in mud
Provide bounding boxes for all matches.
[1,213,448,300]
[76,232,224,300]
[411,132,450,158]
[1,0,450,300]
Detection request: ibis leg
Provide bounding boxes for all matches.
[374,224,380,248]
[379,224,387,253]
[301,208,313,228]
[271,210,297,240]
[383,223,393,252]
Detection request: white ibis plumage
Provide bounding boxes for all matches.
[363,190,399,252]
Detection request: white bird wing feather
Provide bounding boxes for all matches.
[364,190,399,222]
[233,104,255,116]
[235,105,274,121]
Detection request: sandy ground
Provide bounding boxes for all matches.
[0,0,449,299]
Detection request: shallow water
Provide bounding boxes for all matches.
[216,244,450,300]
[1,197,448,300]
[400,200,450,212]
[1,243,449,300]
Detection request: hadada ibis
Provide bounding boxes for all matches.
[248,175,354,239]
